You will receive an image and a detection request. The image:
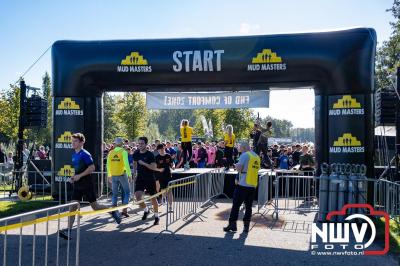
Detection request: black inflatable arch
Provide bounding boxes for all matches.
[51,28,376,187]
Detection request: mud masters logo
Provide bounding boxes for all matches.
[117,51,152,72]
[247,48,286,71]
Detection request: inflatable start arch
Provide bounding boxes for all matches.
[51,28,376,192]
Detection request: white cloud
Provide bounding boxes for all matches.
[239,23,261,34]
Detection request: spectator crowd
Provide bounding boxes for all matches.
[101,138,315,172]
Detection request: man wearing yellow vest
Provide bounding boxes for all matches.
[107,137,132,217]
[223,141,260,233]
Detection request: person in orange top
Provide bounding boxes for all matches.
[223,124,236,170]
[180,119,193,169]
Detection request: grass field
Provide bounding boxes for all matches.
[376,217,400,255]
[0,184,13,191]
[0,196,56,218]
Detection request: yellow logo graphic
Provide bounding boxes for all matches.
[58,98,80,110]
[252,49,282,64]
[333,95,361,109]
[121,52,148,66]
[57,131,73,143]
[58,165,75,176]
[333,133,362,147]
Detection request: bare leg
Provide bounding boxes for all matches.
[135,191,146,209]
[151,198,159,213]
[90,201,107,210]
[67,203,79,230]
[167,190,173,207]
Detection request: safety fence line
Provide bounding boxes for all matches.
[2,169,314,203]
[253,172,275,217]
[1,202,81,266]
[0,180,196,233]
[0,171,223,266]
[255,172,400,222]
[272,175,319,220]
[254,170,315,218]
[159,169,226,236]
[1,170,197,204]
[374,178,400,217]
[0,170,109,203]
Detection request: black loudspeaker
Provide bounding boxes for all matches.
[375,88,396,126]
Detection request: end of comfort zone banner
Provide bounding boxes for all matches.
[146,91,270,109]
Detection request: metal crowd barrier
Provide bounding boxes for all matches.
[1,170,113,204]
[268,173,400,221]
[254,170,316,219]
[161,169,226,235]
[0,202,81,266]
[200,169,228,208]
[0,169,143,206]
[254,171,275,217]
[0,164,17,200]
[272,175,319,219]
[374,178,400,217]
[162,175,198,234]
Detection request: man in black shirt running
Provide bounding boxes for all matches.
[155,144,174,211]
[133,137,164,225]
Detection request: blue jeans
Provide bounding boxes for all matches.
[197,161,206,168]
[111,174,130,207]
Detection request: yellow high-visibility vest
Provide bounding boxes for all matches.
[180,126,193,142]
[245,151,260,187]
[224,133,235,148]
[107,147,131,177]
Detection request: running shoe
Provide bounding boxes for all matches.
[121,211,130,218]
[110,211,122,224]
[142,210,150,221]
[58,229,72,240]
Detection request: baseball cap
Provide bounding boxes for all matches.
[114,137,124,145]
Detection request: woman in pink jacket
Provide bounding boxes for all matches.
[206,142,216,167]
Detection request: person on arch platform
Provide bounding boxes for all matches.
[180,119,194,170]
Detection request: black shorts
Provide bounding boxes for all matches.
[135,179,157,195]
[159,178,172,190]
[72,183,96,203]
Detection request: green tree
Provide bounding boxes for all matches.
[224,109,254,139]
[144,122,161,143]
[193,109,226,140]
[0,84,20,141]
[376,0,400,90]
[163,124,177,141]
[103,93,124,142]
[290,128,315,142]
[148,109,196,139]
[32,72,52,146]
[260,116,293,138]
[116,92,147,140]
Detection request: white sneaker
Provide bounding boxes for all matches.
[184,162,190,170]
